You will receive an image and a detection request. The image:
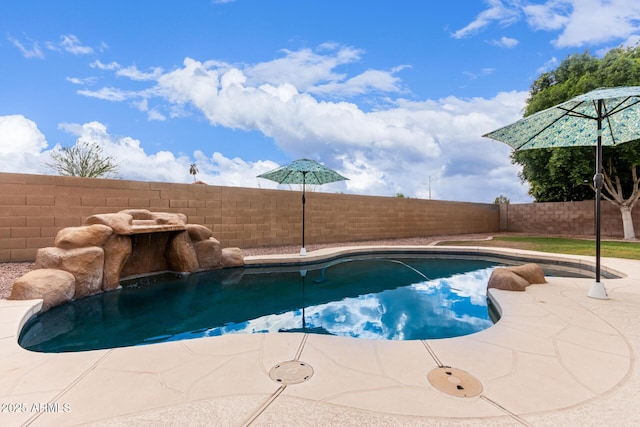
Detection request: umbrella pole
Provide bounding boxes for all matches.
[300,270,307,330]
[588,99,608,299]
[300,172,307,256]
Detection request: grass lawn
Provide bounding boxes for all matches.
[438,236,640,260]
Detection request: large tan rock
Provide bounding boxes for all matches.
[9,269,75,311]
[194,238,223,270]
[117,210,187,229]
[221,247,244,268]
[487,267,530,291]
[84,212,134,234]
[165,231,199,272]
[54,224,113,249]
[36,246,105,298]
[507,263,547,284]
[151,212,187,226]
[187,224,214,242]
[119,209,153,220]
[102,234,132,291]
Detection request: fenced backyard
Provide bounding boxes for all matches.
[0,172,637,262]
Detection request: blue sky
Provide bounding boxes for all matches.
[2,1,640,203]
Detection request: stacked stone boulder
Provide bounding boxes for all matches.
[487,263,547,291]
[9,209,244,311]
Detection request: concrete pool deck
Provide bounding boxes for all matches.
[1,245,639,426]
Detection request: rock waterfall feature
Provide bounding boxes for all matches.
[9,209,244,311]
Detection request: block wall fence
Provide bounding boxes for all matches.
[0,172,636,262]
[0,173,499,262]
[499,200,640,237]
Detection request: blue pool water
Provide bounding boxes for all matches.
[19,255,502,353]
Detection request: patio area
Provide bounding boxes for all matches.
[1,245,639,426]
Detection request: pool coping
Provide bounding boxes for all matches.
[243,245,626,279]
[1,245,640,426]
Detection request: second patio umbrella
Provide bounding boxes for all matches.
[483,86,640,299]
[258,158,348,255]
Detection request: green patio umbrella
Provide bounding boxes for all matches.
[258,158,348,255]
[483,86,640,299]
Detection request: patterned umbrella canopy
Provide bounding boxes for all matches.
[483,86,640,300]
[257,158,348,186]
[258,159,348,255]
[483,86,640,150]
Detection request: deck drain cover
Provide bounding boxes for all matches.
[269,361,314,385]
[428,367,482,397]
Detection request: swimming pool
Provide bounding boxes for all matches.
[19,255,505,353]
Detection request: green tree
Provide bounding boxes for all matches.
[493,195,510,204]
[189,163,199,182]
[46,140,118,178]
[514,46,640,240]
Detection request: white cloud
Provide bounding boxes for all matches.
[48,120,278,187]
[245,45,363,92]
[9,33,96,58]
[0,115,48,153]
[451,0,521,39]
[131,98,166,121]
[621,35,640,48]
[536,56,559,74]
[371,91,530,201]
[59,34,94,55]
[77,87,138,101]
[70,44,533,203]
[132,98,148,112]
[0,92,531,203]
[524,2,571,31]
[548,0,640,48]
[116,65,164,81]
[490,36,519,48]
[463,68,496,81]
[66,76,98,85]
[57,121,191,182]
[311,67,407,98]
[44,40,61,53]
[7,35,44,59]
[456,0,640,48]
[147,109,166,121]
[90,60,121,70]
[222,44,406,99]
[150,58,441,168]
[0,115,49,174]
[202,152,279,188]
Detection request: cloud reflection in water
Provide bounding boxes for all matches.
[205,267,496,340]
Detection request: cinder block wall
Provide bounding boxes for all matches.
[501,200,640,238]
[0,173,500,262]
